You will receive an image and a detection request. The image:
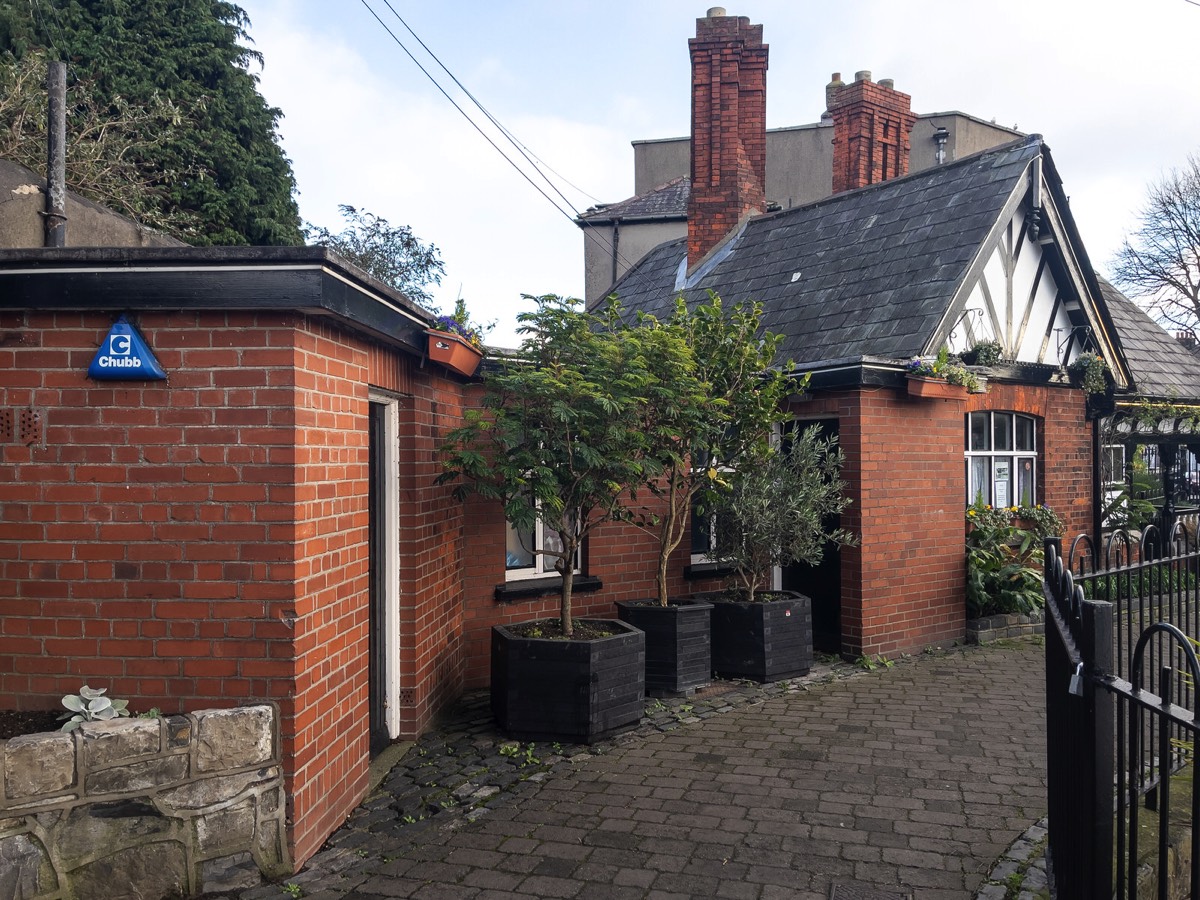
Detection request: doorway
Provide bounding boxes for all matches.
[367,395,400,755]
[780,418,844,654]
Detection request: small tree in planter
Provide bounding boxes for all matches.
[632,294,800,604]
[715,429,856,603]
[438,295,662,740]
[617,294,800,693]
[703,428,857,681]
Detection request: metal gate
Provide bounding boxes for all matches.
[1045,527,1200,898]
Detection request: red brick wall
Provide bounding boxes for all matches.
[970,382,1093,539]
[787,380,1092,658]
[287,320,372,863]
[393,367,468,737]
[830,75,918,194]
[0,309,471,868]
[0,310,300,710]
[687,11,768,268]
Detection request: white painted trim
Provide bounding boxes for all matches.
[930,166,1033,352]
[368,391,403,740]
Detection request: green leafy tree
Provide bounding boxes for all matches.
[712,427,856,604]
[1112,153,1200,339]
[632,294,802,606]
[438,295,663,637]
[0,0,302,245]
[305,205,445,304]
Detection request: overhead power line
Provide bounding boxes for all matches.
[356,0,650,298]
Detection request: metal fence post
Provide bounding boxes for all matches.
[1081,597,1114,900]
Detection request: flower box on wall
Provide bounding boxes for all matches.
[426,329,482,377]
[906,376,968,400]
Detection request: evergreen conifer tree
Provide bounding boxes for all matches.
[0,0,302,245]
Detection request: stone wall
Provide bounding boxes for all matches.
[0,705,289,900]
[966,610,1046,645]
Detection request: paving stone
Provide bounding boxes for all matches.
[196,642,1050,900]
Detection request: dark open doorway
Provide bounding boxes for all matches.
[781,418,844,654]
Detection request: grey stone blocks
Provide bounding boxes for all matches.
[0,704,290,899]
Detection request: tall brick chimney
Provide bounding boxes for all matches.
[687,8,768,269]
[829,70,918,194]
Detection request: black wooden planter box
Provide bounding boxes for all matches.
[693,592,813,683]
[615,600,713,697]
[490,619,645,743]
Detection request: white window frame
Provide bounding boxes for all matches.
[504,500,581,581]
[689,500,723,565]
[965,411,1038,507]
[367,390,402,740]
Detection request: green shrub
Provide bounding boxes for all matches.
[965,503,1058,618]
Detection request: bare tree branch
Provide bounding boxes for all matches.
[1112,153,1200,340]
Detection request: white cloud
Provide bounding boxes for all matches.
[244,0,1200,342]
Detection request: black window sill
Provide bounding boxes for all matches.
[684,562,736,580]
[495,574,603,602]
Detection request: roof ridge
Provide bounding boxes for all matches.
[751,134,1041,227]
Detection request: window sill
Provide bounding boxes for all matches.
[684,562,736,580]
[494,574,603,602]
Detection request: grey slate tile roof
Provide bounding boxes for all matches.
[1099,277,1200,401]
[609,137,1042,368]
[577,177,689,223]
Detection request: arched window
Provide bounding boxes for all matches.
[965,412,1038,507]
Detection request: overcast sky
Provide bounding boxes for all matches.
[240,0,1199,346]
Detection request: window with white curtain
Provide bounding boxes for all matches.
[965,412,1037,507]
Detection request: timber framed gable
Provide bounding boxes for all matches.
[933,150,1129,387]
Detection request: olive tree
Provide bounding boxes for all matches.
[712,426,856,604]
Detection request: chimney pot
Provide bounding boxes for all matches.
[707,6,726,16]
[878,78,894,90]
[855,70,872,83]
[825,72,846,115]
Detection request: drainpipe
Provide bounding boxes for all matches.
[1092,421,1103,551]
[44,60,67,248]
[610,218,621,292]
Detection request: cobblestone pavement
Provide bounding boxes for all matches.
[213,640,1047,900]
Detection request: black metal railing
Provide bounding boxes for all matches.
[1045,528,1200,899]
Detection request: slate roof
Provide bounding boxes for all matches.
[1099,277,1200,401]
[577,177,689,223]
[609,137,1043,368]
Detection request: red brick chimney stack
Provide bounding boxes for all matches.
[687,7,768,269]
[829,70,918,194]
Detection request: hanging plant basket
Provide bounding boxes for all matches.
[907,376,967,400]
[426,329,482,377]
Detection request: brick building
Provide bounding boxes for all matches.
[0,242,711,869]
[1,8,1194,876]
[604,9,1130,657]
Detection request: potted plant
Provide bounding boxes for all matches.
[618,295,800,695]
[427,298,487,377]
[905,347,981,398]
[438,295,659,742]
[1067,351,1110,395]
[700,429,856,682]
[960,339,1003,367]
